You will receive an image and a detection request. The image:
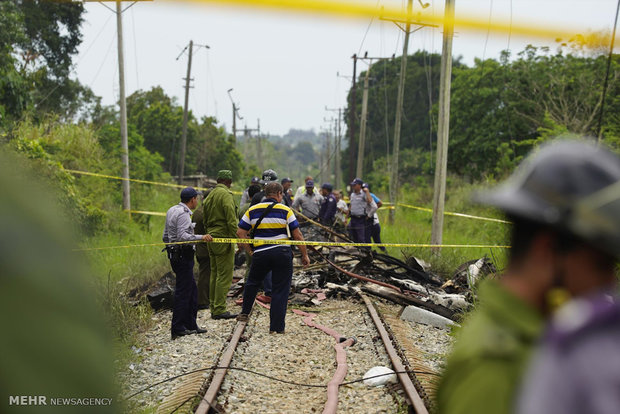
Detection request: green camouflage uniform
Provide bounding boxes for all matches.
[192,200,210,307]
[203,183,238,316]
[436,280,543,414]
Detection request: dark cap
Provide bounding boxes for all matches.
[281,177,293,184]
[321,183,333,191]
[260,169,278,184]
[305,179,315,187]
[350,178,364,186]
[251,176,260,184]
[180,187,198,200]
[362,183,369,189]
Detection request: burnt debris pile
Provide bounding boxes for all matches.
[128,240,496,322]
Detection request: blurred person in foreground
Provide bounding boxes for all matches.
[436,139,620,414]
[0,151,118,412]
[516,157,620,410]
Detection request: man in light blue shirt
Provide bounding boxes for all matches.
[163,187,212,340]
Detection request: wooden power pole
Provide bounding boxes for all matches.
[326,106,343,190]
[177,40,193,184]
[431,0,456,252]
[116,0,131,211]
[256,119,263,171]
[347,54,358,182]
[335,109,342,190]
[388,0,413,224]
[356,67,371,178]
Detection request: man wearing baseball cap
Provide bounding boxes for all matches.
[203,170,239,320]
[163,187,213,339]
[347,178,375,244]
[281,177,294,207]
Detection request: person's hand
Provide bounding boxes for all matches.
[202,234,213,242]
[363,187,370,193]
[301,254,310,267]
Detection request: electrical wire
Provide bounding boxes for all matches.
[122,365,441,401]
[357,0,381,57]
[90,32,116,87]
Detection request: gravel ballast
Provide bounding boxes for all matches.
[118,296,453,413]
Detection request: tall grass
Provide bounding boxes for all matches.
[80,186,181,347]
[378,176,511,279]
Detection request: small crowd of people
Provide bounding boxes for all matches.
[162,168,389,339]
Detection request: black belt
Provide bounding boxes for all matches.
[350,214,366,219]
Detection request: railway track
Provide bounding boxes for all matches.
[150,294,438,414]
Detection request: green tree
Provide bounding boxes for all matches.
[0,0,91,126]
[126,87,187,172]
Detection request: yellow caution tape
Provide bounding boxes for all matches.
[381,202,510,224]
[73,237,510,252]
[64,169,243,195]
[179,0,618,45]
[128,210,167,217]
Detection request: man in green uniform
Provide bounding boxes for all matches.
[203,170,238,320]
[436,139,620,414]
[192,191,210,310]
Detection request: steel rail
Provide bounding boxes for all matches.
[195,320,248,414]
[360,293,429,414]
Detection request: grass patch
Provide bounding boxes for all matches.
[378,176,510,279]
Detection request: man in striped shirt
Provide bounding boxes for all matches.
[236,182,310,333]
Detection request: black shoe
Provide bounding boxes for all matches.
[211,311,238,320]
[197,304,209,310]
[171,329,196,340]
[194,327,207,334]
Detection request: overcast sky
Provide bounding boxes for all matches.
[74,0,619,136]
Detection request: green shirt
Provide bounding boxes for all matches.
[203,183,238,238]
[436,280,543,414]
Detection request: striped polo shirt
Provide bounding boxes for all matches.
[238,198,300,252]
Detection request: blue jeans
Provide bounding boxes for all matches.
[241,246,293,332]
[170,256,198,333]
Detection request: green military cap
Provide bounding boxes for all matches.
[217,170,233,180]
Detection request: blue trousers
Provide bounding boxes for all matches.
[372,223,387,252]
[348,216,366,243]
[171,256,198,333]
[364,218,374,243]
[241,246,293,332]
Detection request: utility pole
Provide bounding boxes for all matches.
[431,0,456,253]
[175,40,209,184]
[242,121,260,170]
[227,88,242,140]
[116,0,131,211]
[100,1,151,211]
[177,40,193,184]
[335,109,342,190]
[347,54,358,182]
[382,0,434,223]
[356,66,371,178]
[388,0,413,224]
[256,119,263,171]
[326,106,343,190]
